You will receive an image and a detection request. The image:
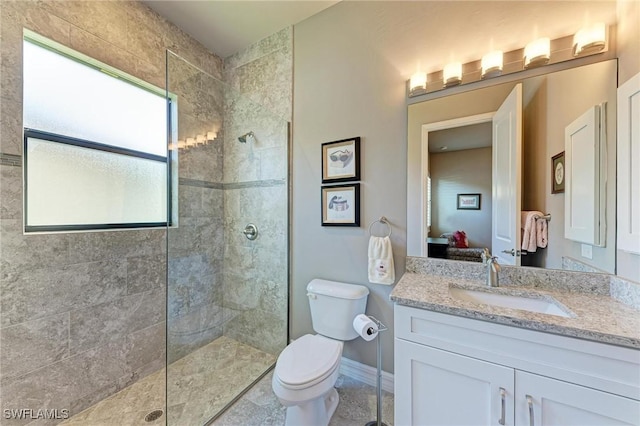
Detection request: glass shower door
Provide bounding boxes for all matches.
[165,51,289,425]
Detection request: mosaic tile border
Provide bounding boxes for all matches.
[0,153,21,167]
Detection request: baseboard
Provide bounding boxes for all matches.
[339,356,394,394]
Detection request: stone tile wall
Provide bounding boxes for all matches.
[166,53,226,363]
[222,28,292,355]
[0,1,223,422]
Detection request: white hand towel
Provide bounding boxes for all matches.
[521,211,544,252]
[368,236,395,285]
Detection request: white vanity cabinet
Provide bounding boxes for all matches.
[394,305,640,426]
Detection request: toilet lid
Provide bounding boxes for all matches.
[275,334,342,387]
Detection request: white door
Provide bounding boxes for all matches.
[515,371,640,426]
[395,339,515,426]
[492,84,523,265]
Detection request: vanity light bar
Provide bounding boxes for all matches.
[408,24,609,98]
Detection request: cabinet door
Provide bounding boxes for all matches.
[395,339,514,426]
[515,371,640,426]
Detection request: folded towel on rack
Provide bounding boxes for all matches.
[521,211,547,252]
[368,236,395,285]
[536,216,548,249]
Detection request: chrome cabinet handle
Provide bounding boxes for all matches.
[498,388,506,425]
[526,395,534,426]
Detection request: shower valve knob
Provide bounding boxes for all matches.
[243,223,258,240]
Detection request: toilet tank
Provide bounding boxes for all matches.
[307,279,369,341]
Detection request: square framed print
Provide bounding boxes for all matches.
[321,184,360,226]
[321,137,360,183]
[551,151,565,194]
[457,193,481,210]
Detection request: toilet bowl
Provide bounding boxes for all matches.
[272,334,343,425]
[272,279,369,426]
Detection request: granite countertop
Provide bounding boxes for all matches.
[391,272,640,349]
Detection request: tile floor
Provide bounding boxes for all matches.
[61,336,275,426]
[60,335,394,426]
[213,371,395,426]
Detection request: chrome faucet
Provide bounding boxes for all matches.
[482,249,501,287]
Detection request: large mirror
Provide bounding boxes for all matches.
[407,59,617,274]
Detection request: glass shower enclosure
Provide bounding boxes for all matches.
[164,51,289,424]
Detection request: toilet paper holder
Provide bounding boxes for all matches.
[364,315,388,335]
[362,315,388,426]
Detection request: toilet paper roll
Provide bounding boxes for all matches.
[352,314,378,341]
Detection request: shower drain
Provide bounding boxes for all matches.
[144,409,164,422]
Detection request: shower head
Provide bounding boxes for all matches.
[238,131,254,143]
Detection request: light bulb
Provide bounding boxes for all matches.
[573,23,606,56]
[410,72,427,94]
[524,37,550,69]
[443,62,462,87]
[481,51,503,79]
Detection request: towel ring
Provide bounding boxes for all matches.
[368,216,392,238]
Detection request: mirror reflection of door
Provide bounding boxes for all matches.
[492,84,523,266]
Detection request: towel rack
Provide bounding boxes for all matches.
[368,216,392,237]
[534,213,552,221]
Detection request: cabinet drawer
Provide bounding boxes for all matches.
[395,305,640,400]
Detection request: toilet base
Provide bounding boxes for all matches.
[284,387,339,426]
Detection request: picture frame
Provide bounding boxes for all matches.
[457,193,481,210]
[321,184,360,226]
[321,137,361,183]
[551,151,565,194]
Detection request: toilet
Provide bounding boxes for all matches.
[272,279,369,426]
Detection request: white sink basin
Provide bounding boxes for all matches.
[449,287,571,318]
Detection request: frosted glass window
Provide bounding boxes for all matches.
[26,137,167,228]
[23,40,166,156]
[22,34,169,232]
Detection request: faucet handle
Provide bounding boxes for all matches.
[482,248,491,263]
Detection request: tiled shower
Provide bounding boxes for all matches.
[0,2,291,425]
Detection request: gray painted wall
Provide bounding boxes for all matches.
[292,2,407,373]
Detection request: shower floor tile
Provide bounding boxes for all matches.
[61,336,276,426]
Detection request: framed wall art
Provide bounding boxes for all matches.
[321,184,360,226]
[321,137,360,183]
[551,151,565,194]
[457,193,481,210]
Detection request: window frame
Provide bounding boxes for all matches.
[22,31,172,233]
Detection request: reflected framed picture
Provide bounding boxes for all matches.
[457,193,481,210]
[321,184,360,226]
[321,137,360,183]
[551,151,565,194]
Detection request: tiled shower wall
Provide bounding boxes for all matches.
[166,56,225,363]
[222,28,292,355]
[0,1,222,421]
